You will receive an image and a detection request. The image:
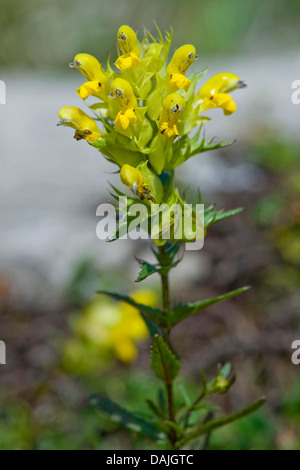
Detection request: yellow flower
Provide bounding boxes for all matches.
[69,288,157,364]
[120,164,155,202]
[69,53,105,81]
[167,44,197,92]
[115,25,141,71]
[110,288,157,362]
[110,78,138,130]
[57,106,103,143]
[159,93,185,138]
[77,78,110,102]
[115,108,137,130]
[198,72,246,115]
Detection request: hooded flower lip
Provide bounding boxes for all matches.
[110,78,138,130]
[57,106,103,143]
[197,72,246,115]
[69,53,105,81]
[115,25,141,71]
[70,53,110,102]
[160,93,185,138]
[167,44,197,91]
[120,164,155,202]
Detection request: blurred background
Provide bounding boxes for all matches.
[0,0,300,449]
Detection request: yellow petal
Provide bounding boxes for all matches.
[115,112,130,130]
[169,73,191,92]
[201,92,236,115]
[113,338,137,363]
[115,53,141,71]
[76,80,109,101]
[160,122,178,138]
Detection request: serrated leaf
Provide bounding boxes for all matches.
[135,259,161,282]
[205,206,244,228]
[97,291,164,333]
[190,136,235,158]
[135,253,182,283]
[89,395,163,440]
[151,335,180,384]
[176,398,267,447]
[169,287,250,326]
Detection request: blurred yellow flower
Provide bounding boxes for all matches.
[63,288,157,371]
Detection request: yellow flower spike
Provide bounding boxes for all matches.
[57,106,103,143]
[111,78,138,130]
[115,25,141,71]
[159,93,185,138]
[198,72,246,115]
[167,44,198,91]
[120,164,155,202]
[69,53,105,81]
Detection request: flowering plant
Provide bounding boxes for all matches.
[58,25,265,449]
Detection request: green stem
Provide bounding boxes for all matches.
[183,391,206,429]
[158,244,176,446]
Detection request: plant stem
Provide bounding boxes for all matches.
[158,244,176,446]
[183,391,206,428]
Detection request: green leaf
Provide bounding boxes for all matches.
[135,252,182,283]
[218,362,231,379]
[135,259,161,282]
[176,397,267,447]
[89,395,163,440]
[205,206,244,228]
[146,399,166,419]
[151,335,180,384]
[178,384,192,407]
[169,287,250,326]
[190,136,235,158]
[192,404,220,412]
[97,291,164,333]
